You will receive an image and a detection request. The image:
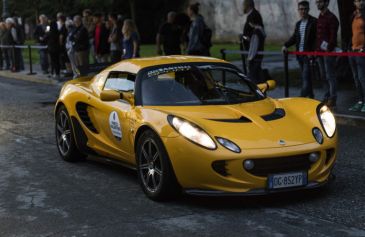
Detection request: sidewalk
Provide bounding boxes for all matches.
[232,56,365,126]
[0,64,63,85]
[1,59,364,127]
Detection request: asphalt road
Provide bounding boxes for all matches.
[0,77,364,237]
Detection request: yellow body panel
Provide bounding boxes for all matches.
[56,56,337,194]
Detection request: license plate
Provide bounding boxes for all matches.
[268,171,307,190]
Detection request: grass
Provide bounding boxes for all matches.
[19,42,283,66]
[140,42,282,61]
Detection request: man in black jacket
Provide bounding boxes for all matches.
[71,15,89,75]
[242,0,263,51]
[283,1,317,98]
[34,15,49,74]
[242,0,265,84]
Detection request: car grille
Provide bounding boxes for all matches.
[244,154,311,177]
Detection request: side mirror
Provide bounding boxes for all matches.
[121,92,135,106]
[100,90,121,102]
[257,80,276,93]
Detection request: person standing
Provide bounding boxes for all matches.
[65,19,79,78]
[121,19,140,59]
[315,0,339,108]
[45,21,60,80]
[57,14,70,75]
[13,17,25,71]
[283,1,317,98]
[108,13,122,63]
[348,0,365,112]
[242,0,265,84]
[71,15,89,76]
[186,3,209,56]
[93,13,110,63]
[82,9,96,63]
[5,18,21,72]
[34,15,49,74]
[242,0,263,50]
[156,11,182,55]
[0,22,10,70]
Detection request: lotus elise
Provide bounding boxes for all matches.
[55,56,337,200]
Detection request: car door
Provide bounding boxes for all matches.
[88,71,136,162]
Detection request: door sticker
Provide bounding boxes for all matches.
[109,111,122,140]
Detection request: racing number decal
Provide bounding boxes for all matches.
[109,111,122,141]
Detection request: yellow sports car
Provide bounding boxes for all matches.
[55,56,337,201]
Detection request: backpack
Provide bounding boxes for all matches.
[202,26,212,48]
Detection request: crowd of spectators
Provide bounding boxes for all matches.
[0,3,213,80]
[280,0,362,111]
[0,0,364,112]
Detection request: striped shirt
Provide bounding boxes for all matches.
[299,19,308,52]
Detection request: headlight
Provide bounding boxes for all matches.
[167,115,216,150]
[216,137,241,153]
[317,105,336,138]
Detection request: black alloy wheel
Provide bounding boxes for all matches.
[137,130,180,201]
[55,105,85,162]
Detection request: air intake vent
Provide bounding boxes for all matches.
[76,102,98,133]
[261,108,286,121]
[208,116,251,123]
[212,160,230,176]
[244,154,311,177]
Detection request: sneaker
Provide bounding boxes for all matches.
[349,101,363,112]
[361,104,365,113]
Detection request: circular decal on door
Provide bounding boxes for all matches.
[109,111,122,140]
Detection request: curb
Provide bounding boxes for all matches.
[335,113,365,128]
[0,70,58,85]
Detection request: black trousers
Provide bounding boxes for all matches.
[49,51,60,75]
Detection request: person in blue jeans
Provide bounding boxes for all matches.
[121,19,140,59]
[349,0,365,112]
[283,1,317,98]
[315,0,339,108]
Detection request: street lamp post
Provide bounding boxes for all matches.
[2,0,9,19]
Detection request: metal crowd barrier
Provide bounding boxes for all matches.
[0,44,48,75]
[220,49,290,97]
[220,49,365,98]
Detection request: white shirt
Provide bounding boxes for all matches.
[299,19,308,52]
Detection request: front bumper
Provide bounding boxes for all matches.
[163,135,337,194]
[185,174,335,196]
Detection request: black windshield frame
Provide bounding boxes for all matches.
[134,62,265,106]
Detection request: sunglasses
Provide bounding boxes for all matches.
[298,8,309,11]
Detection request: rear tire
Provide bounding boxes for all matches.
[55,105,85,162]
[136,130,180,201]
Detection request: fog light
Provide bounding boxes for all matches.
[244,160,255,170]
[313,128,323,144]
[309,152,320,163]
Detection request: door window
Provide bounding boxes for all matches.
[104,72,136,92]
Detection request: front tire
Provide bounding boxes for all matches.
[55,105,85,162]
[136,130,180,201]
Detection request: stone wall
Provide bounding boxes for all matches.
[190,0,340,43]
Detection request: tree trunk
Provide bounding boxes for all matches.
[129,0,136,21]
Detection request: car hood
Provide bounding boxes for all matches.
[148,98,319,149]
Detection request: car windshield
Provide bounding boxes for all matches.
[140,64,265,106]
